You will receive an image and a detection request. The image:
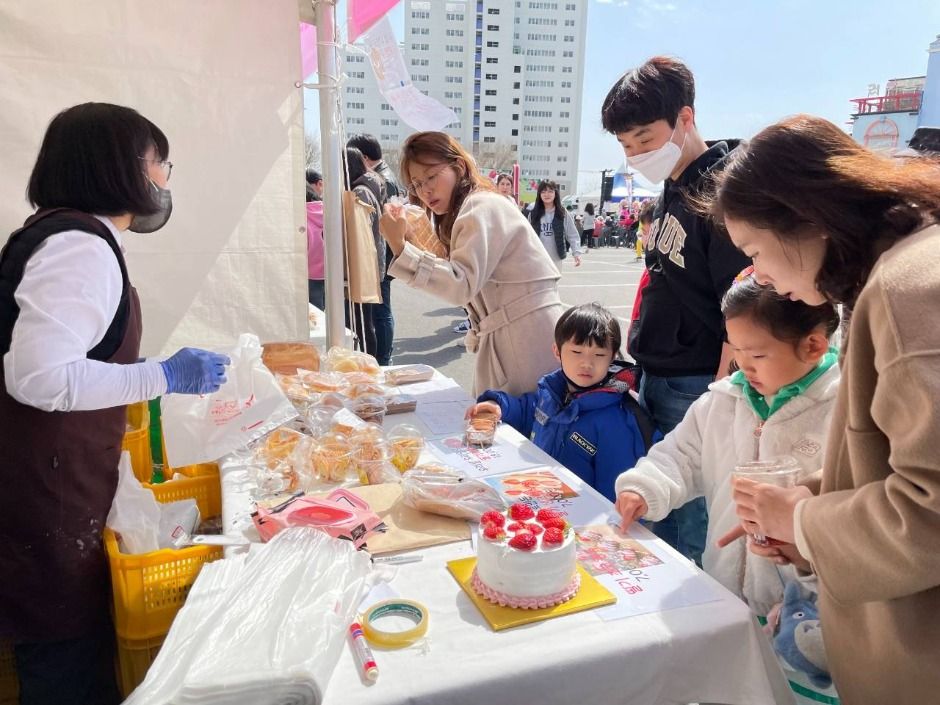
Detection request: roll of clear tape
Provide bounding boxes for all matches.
[360,599,429,649]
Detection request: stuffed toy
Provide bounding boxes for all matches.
[772,581,831,689]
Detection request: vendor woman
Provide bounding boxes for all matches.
[0,103,230,705]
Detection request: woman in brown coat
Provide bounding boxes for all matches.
[711,115,940,705]
[379,132,565,396]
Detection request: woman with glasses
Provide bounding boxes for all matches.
[379,131,565,396]
[0,103,229,704]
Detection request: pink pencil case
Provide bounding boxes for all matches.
[252,488,383,549]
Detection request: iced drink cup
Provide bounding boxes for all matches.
[732,456,800,546]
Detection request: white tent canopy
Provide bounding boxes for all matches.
[0,0,311,356]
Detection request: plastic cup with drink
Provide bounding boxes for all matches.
[731,456,800,546]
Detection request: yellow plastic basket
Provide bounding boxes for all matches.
[116,634,163,698]
[145,463,221,520]
[0,642,17,705]
[106,464,223,641]
[122,401,153,483]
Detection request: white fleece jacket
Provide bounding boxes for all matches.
[615,364,840,615]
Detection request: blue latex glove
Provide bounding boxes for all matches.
[159,348,231,395]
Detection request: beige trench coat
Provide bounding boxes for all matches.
[797,224,940,705]
[389,190,564,396]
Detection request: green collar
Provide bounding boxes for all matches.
[731,348,837,421]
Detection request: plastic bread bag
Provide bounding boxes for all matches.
[122,527,375,705]
[322,346,381,376]
[106,452,161,553]
[161,334,298,467]
[401,464,507,521]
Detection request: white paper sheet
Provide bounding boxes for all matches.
[414,401,472,437]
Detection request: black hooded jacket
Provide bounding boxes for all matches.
[628,142,750,377]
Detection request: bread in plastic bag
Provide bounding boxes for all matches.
[401,464,506,521]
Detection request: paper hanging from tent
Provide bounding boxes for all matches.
[348,0,403,42]
[300,22,317,78]
[360,17,459,132]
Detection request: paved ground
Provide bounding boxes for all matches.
[387,245,647,391]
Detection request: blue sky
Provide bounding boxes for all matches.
[310,0,940,193]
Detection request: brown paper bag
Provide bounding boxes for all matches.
[318,483,470,555]
[343,190,381,304]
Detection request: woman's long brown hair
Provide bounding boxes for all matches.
[398,131,494,253]
[709,115,940,306]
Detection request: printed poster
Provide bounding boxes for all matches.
[482,469,617,527]
[575,524,723,620]
[426,436,546,478]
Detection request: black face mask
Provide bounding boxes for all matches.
[562,371,608,393]
[129,180,173,233]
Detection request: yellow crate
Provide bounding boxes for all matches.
[0,642,17,705]
[145,463,221,520]
[106,529,222,641]
[122,401,153,483]
[106,466,223,642]
[116,634,163,698]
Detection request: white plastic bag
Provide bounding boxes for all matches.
[106,452,161,553]
[124,528,374,705]
[161,334,298,467]
[157,499,201,549]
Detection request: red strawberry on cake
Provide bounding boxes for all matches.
[471,504,580,610]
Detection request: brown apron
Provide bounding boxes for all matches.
[0,210,142,642]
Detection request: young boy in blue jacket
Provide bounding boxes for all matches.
[467,303,659,501]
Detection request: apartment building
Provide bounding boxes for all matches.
[342,0,588,196]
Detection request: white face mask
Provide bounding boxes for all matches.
[627,121,687,183]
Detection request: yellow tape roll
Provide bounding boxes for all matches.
[360,599,429,648]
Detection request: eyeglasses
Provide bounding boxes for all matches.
[408,163,452,196]
[138,156,174,181]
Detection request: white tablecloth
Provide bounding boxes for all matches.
[219,371,794,705]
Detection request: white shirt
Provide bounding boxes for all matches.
[536,208,582,265]
[3,215,167,412]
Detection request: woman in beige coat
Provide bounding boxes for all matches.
[711,116,940,705]
[379,132,565,397]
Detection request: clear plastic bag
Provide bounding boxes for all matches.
[123,528,374,705]
[401,464,506,521]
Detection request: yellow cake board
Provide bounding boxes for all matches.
[447,557,616,631]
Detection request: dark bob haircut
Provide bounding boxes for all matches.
[721,272,840,347]
[554,303,622,356]
[28,102,169,217]
[601,56,695,134]
[347,133,383,162]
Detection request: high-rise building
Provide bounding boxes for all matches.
[342,0,588,197]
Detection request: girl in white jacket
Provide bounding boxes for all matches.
[615,271,841,615]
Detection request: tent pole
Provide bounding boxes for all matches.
[315,0,346,350]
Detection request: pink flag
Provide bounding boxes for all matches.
[300,22,317,78]
[348,0,401,42]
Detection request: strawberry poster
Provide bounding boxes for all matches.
[575,525,722,620]
[482,469,616,528]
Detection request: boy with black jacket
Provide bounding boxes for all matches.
[601,56,749,566]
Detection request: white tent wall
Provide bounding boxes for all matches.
[0,0,308,356]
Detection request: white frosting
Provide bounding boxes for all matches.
[476,517,576,598]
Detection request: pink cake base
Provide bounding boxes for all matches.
[471,567,581,609]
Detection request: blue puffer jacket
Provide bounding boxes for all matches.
[479,366,659,501]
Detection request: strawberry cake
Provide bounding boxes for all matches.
[472,504,579,609]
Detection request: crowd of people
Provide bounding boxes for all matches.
[2,48,938,705]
